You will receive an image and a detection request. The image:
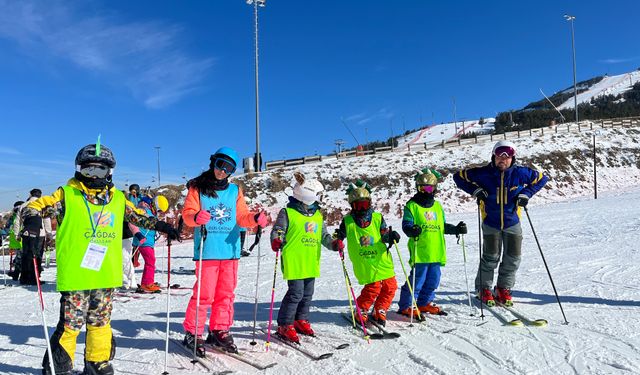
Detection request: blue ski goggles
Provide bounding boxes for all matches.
[213,158,236,174]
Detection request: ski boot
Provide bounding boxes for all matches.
[478,288,496,307]
[83,361,114,375]
[398,307,423,320]
[183,332,206,358]
[276,325,300,344]
[293,319,315,336]
[494,287,513,307]
[137,283,161,293]
[206,330,238,353]
[371,309,387,327]
[418,302,448,316]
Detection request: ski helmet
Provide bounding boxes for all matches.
[415,168,441,192]
[293,179,324,205]
[492,140,516,158]
[154,195,169,212]
[129,184,140,192]
[75,144,116,168]
[209,147,239,173]
[13,201,24,208]
[346,180,372,203]
[29,188,42,198]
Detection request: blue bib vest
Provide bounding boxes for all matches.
[193,184,241,260]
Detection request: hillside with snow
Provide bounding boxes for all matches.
[558,70,640,110]
[2,123,640,374]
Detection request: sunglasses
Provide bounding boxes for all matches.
[351,200,371,211]
[79,164,110,179]
[213,158,236,174]
[419,185,436,193]
[494,146,515,158]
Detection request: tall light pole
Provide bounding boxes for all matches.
[154,146,161,188]
[248,0,266,172]
[564,14,578,123]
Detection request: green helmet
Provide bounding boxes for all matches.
[346,179,372,203]
[414,168,441,191]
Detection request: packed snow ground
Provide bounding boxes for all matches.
[1,187,640,374]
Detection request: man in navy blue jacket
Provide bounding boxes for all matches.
[453,140,548,306]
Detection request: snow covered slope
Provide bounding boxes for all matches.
[558,70,640,110]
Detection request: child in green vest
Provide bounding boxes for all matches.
[398,168,467,318]
[270,172,334,343]
[333,180,400,326]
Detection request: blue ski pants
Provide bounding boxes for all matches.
[398,262,441,310]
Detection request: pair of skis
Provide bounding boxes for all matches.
[261,328,350,360]
[477,299,547,327]
[341,312,401,340]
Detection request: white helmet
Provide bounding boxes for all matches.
[293,179,324,205]
[492,140,516,157]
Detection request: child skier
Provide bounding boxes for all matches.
[134,195,170,293]
[5,201,24,281]
[333,180,400,326]
[23,143,180,375]
[181,147,267,356]
[270,172,334,343]
[398,168,467,318]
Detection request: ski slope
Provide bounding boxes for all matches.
[558,70,640,110]
[396,118,496,147]
[1,188,640,374]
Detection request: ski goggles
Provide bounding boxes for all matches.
[351,199,371,211]
[418,185,436,194]
[78,164,110,178]
[494,146,516,158]
[213,158,236,174]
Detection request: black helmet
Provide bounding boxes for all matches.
[13,201,24,208]
[129,184,140,192]
[75,144,116,168]
[29,188,42,198]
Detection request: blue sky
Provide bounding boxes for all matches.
[1,0,639,209]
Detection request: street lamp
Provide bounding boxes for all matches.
[154,146,161,188]
[564,14,578,123]
[247,0,266,172]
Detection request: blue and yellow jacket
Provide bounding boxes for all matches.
[453,162,548,230]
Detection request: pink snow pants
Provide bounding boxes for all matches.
[183,259,239,335]
[139,246,156,286]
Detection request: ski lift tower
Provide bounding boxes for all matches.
[335,139,345,155]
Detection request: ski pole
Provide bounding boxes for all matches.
[192,225,206,363]
[410,239,418,326]
[392,241,421,325]
[250,226,263,346]
[265,248,280,351]
[338,249,371,343]
[33,256,56,375]
[459,234,475,316]
[477,204,485,320]
[2,241,6,287]
[9,249,14,273]
[524,207,569,324]
[162,229,174,375]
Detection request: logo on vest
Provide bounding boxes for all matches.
[424,211,437,221]
[210,203,232,225]
[93,211,115,227]
[359,235,374,247]
[305,222,318,233]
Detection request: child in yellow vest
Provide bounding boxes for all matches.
[24,143,180,375]
[270,172,334,343]
[333,180,400,326]
[398,169,467,318]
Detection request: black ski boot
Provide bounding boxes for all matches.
[82,361,114,375]
[206,330,238,353]
[183,332,206,358]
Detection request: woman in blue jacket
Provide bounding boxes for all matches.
[453,140,548,306]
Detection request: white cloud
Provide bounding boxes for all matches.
[0,0,213,109]
[354,108,395,125]
[0,147,22,155]
[598,57,639,64]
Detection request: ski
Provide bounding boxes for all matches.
[496,303,548,327]
[367,319,401,338]
[388,311,460,333]
[475,298,523,326]
[298,332,351,350]
[260,328,333,360]
[168,338,223,373]
[204,344,277,370]
[340,312,385,340]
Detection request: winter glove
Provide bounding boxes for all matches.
[456,221,467,235]
[22,214,43,235]
[406,225,422,238]
[271,237,284,252]
[255,211,268,227]
[194,210,211,225]
[386,230,401,245]
[516,194,529,208]
[134,232,147,245]
[473,188,488,204]
[331,239,345,252]
[154,221,181,241]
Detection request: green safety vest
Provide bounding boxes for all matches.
[345,213,395,285]
[281,208,323,280]
[56,186,124,291]
[406,200,447,266]
[8,213,21,250]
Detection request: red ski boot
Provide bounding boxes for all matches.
[293,320,315,336]
[277,325,300,344]
[494,287,513,307]
[478,288,495,307]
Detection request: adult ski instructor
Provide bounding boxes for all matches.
[24,142,181,375]
[453,140,548,307]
